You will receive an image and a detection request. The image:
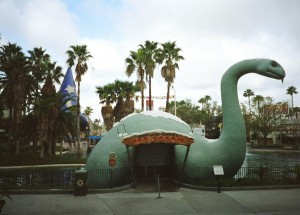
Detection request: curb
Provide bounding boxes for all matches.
[180,183,300,191]
[9,183,300,194]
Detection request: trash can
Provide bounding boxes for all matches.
[74,168,88,196]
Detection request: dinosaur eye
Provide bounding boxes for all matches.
[271,61,278,67]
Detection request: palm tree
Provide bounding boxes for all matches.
[122,81,140,116]
[157,41,184,112]
[113,80,126,122]
[243,89,255,113]
[28,50,62,152]
[96,83,116,131]
[33,90,76,158]
[198,97,205,110]
[139,40,159,111]
[66,45,92,156]
[0,43,29,154]
[28,47,51,99]
[125,49,146,111]
[198,95,211,110]
[83,106,93,117]
[252,95,264,111]
[39,74,57,157]
[46,61,63,85]
[113,80,140,121]
[203,95,212,109]
[286,86,298,109]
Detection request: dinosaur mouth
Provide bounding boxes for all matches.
[266,69,285,80]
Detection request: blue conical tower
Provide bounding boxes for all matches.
[59,67,77,109]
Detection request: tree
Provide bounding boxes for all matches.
[38,74,57,157]
[27,47,51,101]
[125,49,146,111]
[198,97,206,110]
[139,40,159,111]
[157,41,184,112]
[32,90,76,158]
[243,89,255,113]
[113,80,139,121]
[198,97,222,139]
[0,43,29,154]
[45,61,63,85]
[96,83,115,131]
[198,95,213,128]
[83,106,93,117]
[66,45,92,157]
[286,86,298,109]
[199,95,212,109]
[169,99,201,125]
[28,50,63,152]
[250,97,286,146]
[122,81,140,116]
[97,80,139,128]
[252,95,264,110]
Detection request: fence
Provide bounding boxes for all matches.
[178,165,300,186]
[0,166,81,190]
[0,165,299,190]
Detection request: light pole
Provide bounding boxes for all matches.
[172,85,177,116]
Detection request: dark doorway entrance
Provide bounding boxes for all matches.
[135,144,174,180]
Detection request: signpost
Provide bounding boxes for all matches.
[109,152,116,188]
[213,165,224,193]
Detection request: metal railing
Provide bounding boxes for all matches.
[0,166,81,190]
[176,165,300,186]
[87,167,131,189]
[0,165,299,190]
[0,166,132,190]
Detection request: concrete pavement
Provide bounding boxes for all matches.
[3,185,300,215]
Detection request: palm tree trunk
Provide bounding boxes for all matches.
[13,82,23,155]
[40,143,44,159]
[248,98,251,113]
[77,81,81,158]
[149,76,152,110]
[165,81,171,112]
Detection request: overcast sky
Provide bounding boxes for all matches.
[1,0,299,121]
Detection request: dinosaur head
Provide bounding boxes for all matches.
[255,59,285,82]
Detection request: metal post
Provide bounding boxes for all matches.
[126,146,136,187]
[179,145,190,186]
[157,173,161,198]
[172,85,177,116]
[110,168,113,189]
[217,175,221,193]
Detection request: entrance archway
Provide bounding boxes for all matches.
[135,144,174,180]
[121,130,194,185]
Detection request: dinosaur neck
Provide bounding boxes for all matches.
[220,60,256,142]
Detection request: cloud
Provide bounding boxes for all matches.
[1,0,300,120]
[0,0,79,64]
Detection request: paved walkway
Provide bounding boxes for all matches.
[2,181,300,215]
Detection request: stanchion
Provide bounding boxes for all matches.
[157,173,161,199]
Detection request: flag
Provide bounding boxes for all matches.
[59,67,77,109]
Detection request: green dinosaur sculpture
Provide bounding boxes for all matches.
[176,58,285,177]
[85,59,285,185]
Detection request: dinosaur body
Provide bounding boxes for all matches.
[86,59,285,185]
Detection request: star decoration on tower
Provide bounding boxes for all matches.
[66,100,73,108]
[65,85,76,94]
